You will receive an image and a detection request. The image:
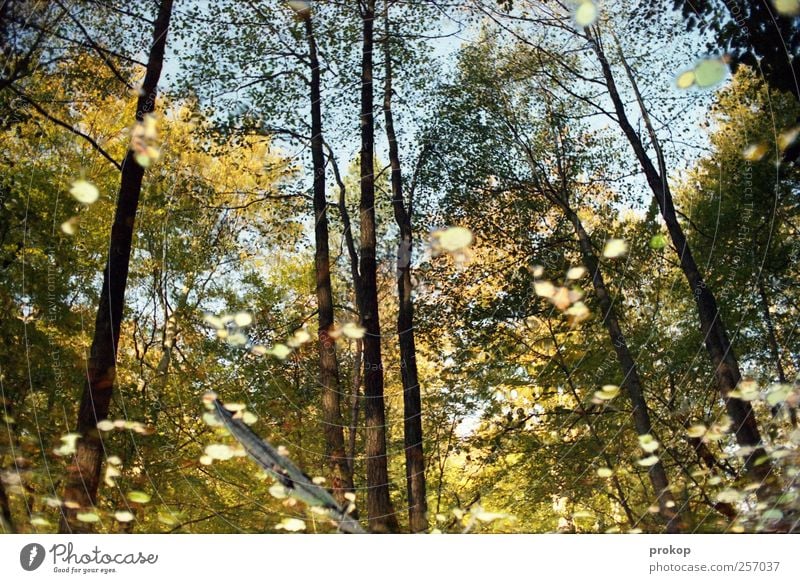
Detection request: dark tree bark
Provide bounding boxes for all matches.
[567,209,679,531]
[381,4,427,533]
[0,478,15,533]
[588,29,770,484]
[59,0,174,533]
[302,10,355,506]
[359,0,398,533]
[519,110,680,530]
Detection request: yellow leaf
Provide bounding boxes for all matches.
[70,180,99,204]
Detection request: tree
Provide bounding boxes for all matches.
[585,26,772,487]
[382,1,428,533]
[296,3,355,507]
[60,0,175,532]
[421,34,682,531]
[359,0,399,533]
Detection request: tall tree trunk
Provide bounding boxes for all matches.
[588,30,770,484]
[382,4,427,533]
[561,202,680,532]
[302,11,355,506]
[359,0,398,533]
[59,0,174,533]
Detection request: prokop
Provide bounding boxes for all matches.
[650,546,691,558]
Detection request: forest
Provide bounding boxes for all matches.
[1,0,799,535]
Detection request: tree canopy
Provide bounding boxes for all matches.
[1,0,799,535]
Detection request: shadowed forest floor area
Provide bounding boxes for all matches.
[1,0,800,534]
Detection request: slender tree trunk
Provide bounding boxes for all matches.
[561,204,680,532]
[588,30,769,484]
[381,5,427,533]
[59,0,173,533]
[302,12,354,506]
[359,0,398,533]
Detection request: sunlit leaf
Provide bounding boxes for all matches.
[203,314,224,330]
[202,412,222,427]
[104,465,121,487]
[686,424,706,438]
[743,143,768,161]
[594,384,620,400]
[574,1,598,26]
[534,281,556,298]
[694,58,727,88]
[716,488,743,504]
[30,516,51,527]
[61,217,79,235]
[158,512,179,526]
[551,286,572,310]
[251,344,268,356]
[342,322,366,339]
[437,226,473,252]
[134,153,151,168]
[242,411,258,425]
[597,467,614,478]
[275,517,306,532]
[270,344,292,359]
[675,70,695,89]
[205,443,234,461]
[288,0,311,16]
[114,511,135,522]
[76,511,101,523]
[638,434,660,453]
[637,455,660,467]
[226,332,248,346]
[773,0,800,17]
[473,508,508,523]
[233,312,252,327]
[766,384,793,406]
[649,234,667,250]
[566,266,586,280]
[96,420,114,432]
[70,180,99,204]
[127,491,151,504]
[565,301,590,323]
[734,379,760,401]
[602,239,628,258]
